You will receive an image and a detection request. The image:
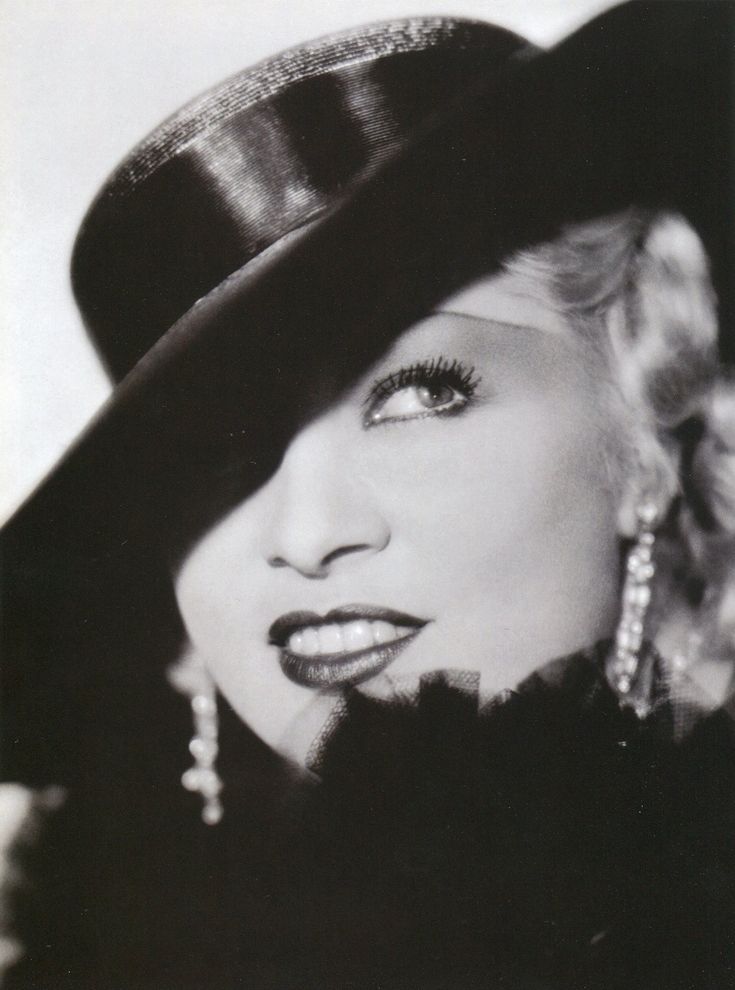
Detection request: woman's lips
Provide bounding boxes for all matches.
[269,605,428,688]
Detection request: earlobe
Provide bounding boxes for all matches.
[609,211,715,543]
[616,485,641,540]
[617,487,658,540]
[615,438,680,539]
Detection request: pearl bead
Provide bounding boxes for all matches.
[192,694,216,717]
[181,768,201,791]
[618,654,638,676]
[626,585,651,608]
[197,719,218,740]
[197,769,222,796]
[637,502,658,526]
[202,802,223,826]
[616,628,632,650]
[189,736,218,762]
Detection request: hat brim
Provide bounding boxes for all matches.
[4,0,733,562]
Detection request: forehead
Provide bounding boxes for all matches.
[355,263,595,395]
[439,268,569,336]
[357,316,594,409]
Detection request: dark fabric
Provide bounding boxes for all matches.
[71,2,734,388]
[3,3,734,986]
[1,3,731,594]
[6,646,735,989]
[71,19,527,381]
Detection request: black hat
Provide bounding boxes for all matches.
[2,0,733,659]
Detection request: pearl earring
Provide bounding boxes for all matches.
[608,499,659,704]
[170,648,224,825]
[181,683,224,825]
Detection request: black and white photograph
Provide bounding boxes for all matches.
[1,1,734,987]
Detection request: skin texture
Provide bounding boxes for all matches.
[174,270,627,760]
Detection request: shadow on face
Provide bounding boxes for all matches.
[174,266,625,758]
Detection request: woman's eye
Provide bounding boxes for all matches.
[363,358,479,427]
[366,384,464,425]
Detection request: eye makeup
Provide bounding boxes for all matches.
[362,355,481,427]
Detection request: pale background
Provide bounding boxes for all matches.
[1,0,616,523]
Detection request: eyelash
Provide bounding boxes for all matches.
[362,356,481,426]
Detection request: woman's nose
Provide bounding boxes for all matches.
[263,419,390,579]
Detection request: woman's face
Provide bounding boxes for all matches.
[174,269,625,760]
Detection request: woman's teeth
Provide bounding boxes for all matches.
[286,620,413,657]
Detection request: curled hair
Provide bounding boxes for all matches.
[505,209,734,668]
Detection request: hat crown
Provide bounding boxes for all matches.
[71,17,529,382]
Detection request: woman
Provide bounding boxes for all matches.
[2,3,734,988]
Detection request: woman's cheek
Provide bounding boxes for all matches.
[189,605,321,748]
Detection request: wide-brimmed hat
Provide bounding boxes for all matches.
[3,0,733,574]
[1,0,733,792]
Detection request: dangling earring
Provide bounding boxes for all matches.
[608,499,659,704]
[170,647,224,825]
[181,683,224,825]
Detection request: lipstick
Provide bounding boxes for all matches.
[269,604,428,688]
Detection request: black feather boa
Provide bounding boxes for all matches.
[7,644,735,989]
[270,644,735,988]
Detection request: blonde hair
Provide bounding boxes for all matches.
[504,209,734,667]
